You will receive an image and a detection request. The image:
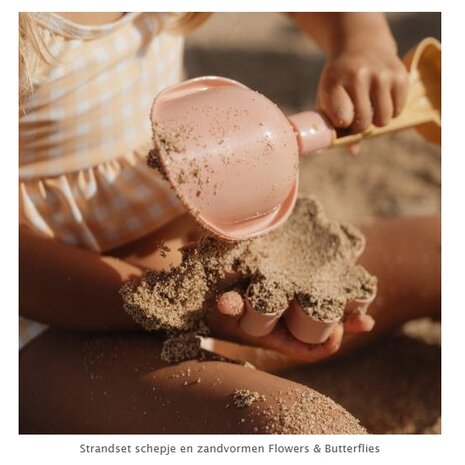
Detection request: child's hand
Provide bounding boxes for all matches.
[289,12,409,135]
[316,47,409,133]
[208,292,374,363]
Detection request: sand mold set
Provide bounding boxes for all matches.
[120,196,377,350]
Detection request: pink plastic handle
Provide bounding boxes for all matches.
[288,111,335,155]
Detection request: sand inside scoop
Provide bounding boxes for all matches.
[120,196,376,339]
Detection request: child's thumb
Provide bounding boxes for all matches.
[217,291,245,319]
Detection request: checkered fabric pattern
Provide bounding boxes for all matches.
[19,13,186,348]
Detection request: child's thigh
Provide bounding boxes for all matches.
[20,330,365,434]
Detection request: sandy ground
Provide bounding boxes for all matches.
[185,13,441,434]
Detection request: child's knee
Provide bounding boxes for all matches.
[200,363,366,434]
[239,387,367,434]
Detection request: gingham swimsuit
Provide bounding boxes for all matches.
[19,12,186,347]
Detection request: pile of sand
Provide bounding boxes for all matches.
[232,389,266,408]
[120,196,376,344]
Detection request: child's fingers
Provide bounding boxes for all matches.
[257,321,344,363]
[391,72,409,117]
[208,292,247,343]
[320,322,344,355]
[318,84,354,128]
[343,291,376,334]
[217,291,245,318]
[270,321,343,360]
[345,142,361,156]
[347,72,373,133]
[239,299,281,337]
[370,74,394,127]
[215,293,287,342]
[344,314,375,334]
[211,301,345,363]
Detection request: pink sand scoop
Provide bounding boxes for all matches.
[151,37,441,242]
[151,76,299,241]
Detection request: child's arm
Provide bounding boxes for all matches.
[20,214,203,332]
[20,225,142,331]
[20,215,367,363]
[289,13,408,132]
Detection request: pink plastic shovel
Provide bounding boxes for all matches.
[150,37,440,242]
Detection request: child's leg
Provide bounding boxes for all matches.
[20,330,365,434]
[338,214,440,355]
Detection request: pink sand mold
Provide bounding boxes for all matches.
[283,300,339,345]
[283,291,377,345]
[240,277,376,344]
[240,276,302,339]
[344,293,376,316]
[240,295,376,345]
[240,297,281,337]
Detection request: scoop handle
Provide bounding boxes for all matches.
[288,37,441,155]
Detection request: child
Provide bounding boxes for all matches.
[19,12,439,433]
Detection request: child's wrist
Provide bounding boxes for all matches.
[328,36,398,59]
[326,16,398,59]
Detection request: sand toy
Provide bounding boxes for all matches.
[149,37,441,241]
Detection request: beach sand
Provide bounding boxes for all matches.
[184,12,441,434]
